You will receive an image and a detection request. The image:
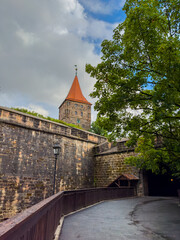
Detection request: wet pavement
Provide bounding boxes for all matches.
[59,197,180,240]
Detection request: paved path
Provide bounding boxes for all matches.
[59,197,180,240]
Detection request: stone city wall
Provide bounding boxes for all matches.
[0,106,106,221]
[94,152,138,187]
[94,141,145,196]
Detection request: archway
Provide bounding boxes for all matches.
[147,171,179,196]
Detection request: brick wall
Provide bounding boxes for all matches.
[0,106,105,221]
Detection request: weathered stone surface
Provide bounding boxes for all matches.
[0,107,106,221]
[59,100,91,130]
[0,106,145,222]
[94,148,145,196]
[93,141,112,155]
[94,152,138,187]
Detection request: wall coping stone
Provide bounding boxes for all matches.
[94,148,135,156]
[0,106,106,144]
[94,139,135,156]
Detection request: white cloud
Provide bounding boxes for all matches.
[16,28,39,46]
[28,104,49,117]
[0,0,120,121]
[12,104,49,117]
[53,27,68,35]
[0,93,13,107]
[59,0,84,15]
[86,18,117,39]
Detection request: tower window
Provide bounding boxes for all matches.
[75,111,77,115]
[66,109,70,114]
[81,112,83,116]
[77,119,80,124]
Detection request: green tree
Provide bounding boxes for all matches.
[89,117,108,137]
[86,0,180,177]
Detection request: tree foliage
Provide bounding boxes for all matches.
[89,117,108,137]
[86,0,180,177]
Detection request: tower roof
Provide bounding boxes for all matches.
[65,75,91,105]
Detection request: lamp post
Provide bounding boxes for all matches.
[53,143,60,195]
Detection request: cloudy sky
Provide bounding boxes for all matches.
[0,0,126,121]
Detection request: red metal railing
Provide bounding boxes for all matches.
[0,187,134,240]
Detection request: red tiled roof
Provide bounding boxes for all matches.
[66,76,91,105]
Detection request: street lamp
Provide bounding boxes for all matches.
[53,143,60,195]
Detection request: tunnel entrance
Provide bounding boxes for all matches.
[146,171,180,196]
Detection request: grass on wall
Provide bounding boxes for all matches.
[11,108,84,130]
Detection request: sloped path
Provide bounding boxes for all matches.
[59,197,180,240]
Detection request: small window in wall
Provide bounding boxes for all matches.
[81,112,83,116]
[88,106,90,109]
[77,119,80,124]
[75,104,78,108]
[75,111,77,115]
[67,102,70,106]
[81,105,83,108]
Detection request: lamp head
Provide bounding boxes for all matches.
[53,143,60,156]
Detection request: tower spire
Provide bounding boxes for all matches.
[59,71,92,130]
[65,74,91,105]
[74,65,78,76]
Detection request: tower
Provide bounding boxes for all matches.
[59,74,91,130]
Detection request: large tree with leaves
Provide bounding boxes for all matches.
[86,0,180,177]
